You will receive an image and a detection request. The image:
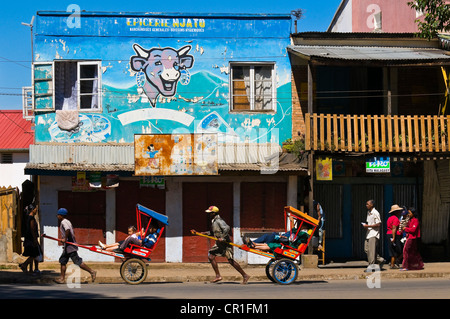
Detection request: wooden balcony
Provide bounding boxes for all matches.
[305,113,450,153]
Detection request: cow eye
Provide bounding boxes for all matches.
[173,62,179,71]
[155,61,162,66]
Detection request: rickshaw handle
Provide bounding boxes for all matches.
[190,230,275,259]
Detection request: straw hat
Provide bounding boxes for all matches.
[388,204,403,214]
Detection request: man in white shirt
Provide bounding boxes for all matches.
[363,200,385,271]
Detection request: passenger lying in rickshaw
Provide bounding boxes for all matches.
[243,224,311,252]
[100,224,160,253]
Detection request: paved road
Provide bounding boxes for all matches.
[1,278,449,300]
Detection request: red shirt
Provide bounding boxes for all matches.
[404,217,420,239]
[386,215,401,235]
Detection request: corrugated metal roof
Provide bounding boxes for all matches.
[27,144,134,171]
[287,45,450,62]
[0,110,34,150]
[26,143,308,173]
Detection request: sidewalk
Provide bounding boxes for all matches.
[1,260,449,284]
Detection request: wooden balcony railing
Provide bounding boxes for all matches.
[305,113,450,153]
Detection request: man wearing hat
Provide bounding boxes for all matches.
[54,208,96,284]
[387,204,403,269]
[192,206,250,284]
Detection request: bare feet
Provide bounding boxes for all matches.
[211,276,222,283]
[54,278,65,284]
[91,271,97,282]
[242,274,250,284]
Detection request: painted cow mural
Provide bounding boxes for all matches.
[130,44,194,107]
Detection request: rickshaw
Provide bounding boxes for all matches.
[191,206,319,285]
[43,204,169,284]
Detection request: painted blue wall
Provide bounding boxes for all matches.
[33,12,293,145]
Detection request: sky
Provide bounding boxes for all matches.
[0,0,342,110]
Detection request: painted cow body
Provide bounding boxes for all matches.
[130,44,194,107]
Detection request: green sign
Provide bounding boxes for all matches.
[366,157,390,173]
[140,176,165,188]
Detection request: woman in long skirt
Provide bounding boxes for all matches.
[401,207,424,271]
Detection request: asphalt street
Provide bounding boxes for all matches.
[1,278,449,299]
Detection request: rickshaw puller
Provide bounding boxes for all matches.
[191,205,250,284]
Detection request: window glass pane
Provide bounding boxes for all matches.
[232,66,247,80]
[231,63,274,111]
[80,64,98,79]
[80,79,98,94]
[232,66,251,110]
[54,61,78,110]
[254,65,273,110]
[79,63,100,110]
[80,94,99,109]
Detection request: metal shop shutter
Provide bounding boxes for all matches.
[182,182,233,262]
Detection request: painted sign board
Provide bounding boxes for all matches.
[134,134,218,176]
[316,157,332,181]
[366,156,390,173]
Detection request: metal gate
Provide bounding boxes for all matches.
[182,182,234,262]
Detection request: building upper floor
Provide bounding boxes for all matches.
[289,32,450,155]
[27,11,294,147]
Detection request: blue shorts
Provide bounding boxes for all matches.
[59,250,83,266]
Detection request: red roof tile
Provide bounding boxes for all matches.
[0,110,34,150]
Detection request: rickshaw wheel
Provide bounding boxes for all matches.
[271,258,298,285]
[120,258,148,285]
[265,259,277,283]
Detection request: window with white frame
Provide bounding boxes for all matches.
[54,60,101,111]
[230,63,276,112]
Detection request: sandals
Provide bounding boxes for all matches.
[242,236,255,248]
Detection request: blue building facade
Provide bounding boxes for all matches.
[28,11,305,263]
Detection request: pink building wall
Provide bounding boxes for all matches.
[352,0,419,32]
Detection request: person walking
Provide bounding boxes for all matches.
[386,204,403,269]
[400,207,424,271]
[54,208,96,284]
[363,199,384,272]
[313,201,325,249]
[20,204,42,275]
[192,205,250,284]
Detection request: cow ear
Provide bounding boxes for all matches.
[180,55,194,69]
[130,56,147,71]
[178,45,192,56]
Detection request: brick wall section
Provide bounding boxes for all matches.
[291,68,307,140]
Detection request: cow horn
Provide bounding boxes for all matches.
[178,45,191,56]
[133,44,149,58]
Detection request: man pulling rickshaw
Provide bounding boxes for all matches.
[192,205,319,285]
[191,205,250,284]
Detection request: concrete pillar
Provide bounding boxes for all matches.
[232,181,246,263]
[105,188,116,246]
[165,178,183,262]
[287,175,298,208]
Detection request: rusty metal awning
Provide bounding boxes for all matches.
[287,44,450,64]
[25,143,308,174]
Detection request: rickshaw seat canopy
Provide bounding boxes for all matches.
[136,204,169,226]
[284,206,319,226]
